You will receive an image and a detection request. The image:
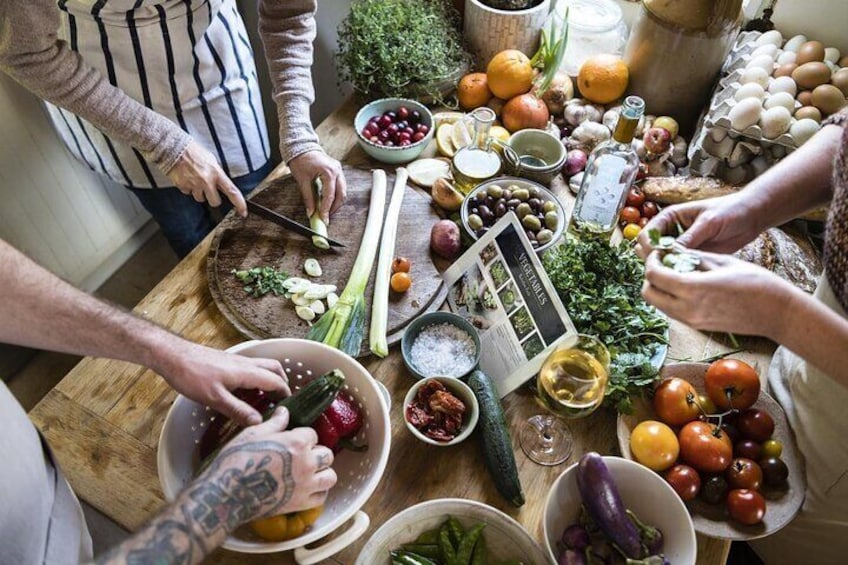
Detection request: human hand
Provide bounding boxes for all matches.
[198,407,337,529]
[154,341,289,426]
[166,140,247,217]
[289,150,347,222]
[641,250,794,337]
[634,194,760,259]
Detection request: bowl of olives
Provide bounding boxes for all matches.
[460,177,565,254]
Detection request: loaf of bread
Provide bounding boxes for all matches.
[734,228,823,293]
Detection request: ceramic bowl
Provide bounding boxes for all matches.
[403,376,479,447]
[400,311,481,380]
[355,498,550,564]
[460,176,566,254]
[543,455,698,565]
[354,98,434,164]
[504,128,567,185]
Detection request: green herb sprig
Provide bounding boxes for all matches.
[232,267,289,298]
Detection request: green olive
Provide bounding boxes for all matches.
[512,188,530,201]
[544,211,559,230]
[528,186,541,199]
[468,214,484,230]
[516,202,532,219]
[507,184,521,194]
[536,229,554,244]
[522,214,542,231]
[487,184,504,199]
[542,200,557,213]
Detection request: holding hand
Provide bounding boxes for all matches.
[289,150,347,222]
[641,250,796,337]
[166,140,248,217]
[635,194,763,259]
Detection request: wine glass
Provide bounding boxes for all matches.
[518,334,611,466]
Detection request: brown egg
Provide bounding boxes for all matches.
[797,90,813,106]
[832,68,848,96]
[796,41,826,65]
[792,62,832,89]
[774,63,797,78]
[812,84,847,116]
[839,56,848,67]
[794,106,822,123]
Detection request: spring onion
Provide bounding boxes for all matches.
[310,177,330,250]
[370,167,408,357]
[307,169,387,355]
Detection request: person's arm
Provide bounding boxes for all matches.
[642,251,848,386]
[95,408,336,564]
[0,238,287,424]
[257,0,346,222]
[0,0,247,215]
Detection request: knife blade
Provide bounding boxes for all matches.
[245,200,346,248]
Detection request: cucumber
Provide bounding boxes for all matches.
[467,370,525,507]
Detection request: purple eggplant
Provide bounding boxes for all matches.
[627,509,664,555]
[576,453,643,559]
[562,525,591,550]
[559,549,587,565]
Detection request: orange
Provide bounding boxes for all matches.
[577,54,629,104]
[486,50,534,100]
[457,72,492,110]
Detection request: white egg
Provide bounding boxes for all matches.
[764,91,796,112]
[735,82,766,102]
[776,51,797,65]
[740,66,770,88]
[824,47,841,64]
[755,30,784,48]
[729,97,763,131]
[790,118,821,145]
[746,54,776,73]
[783,34,808,53]
[768,76,798,97]
[751,44,780,59]
[759,106,792,139]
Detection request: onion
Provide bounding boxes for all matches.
[537,72,574,115]
[430,220,461,260]
[564,149,588,176]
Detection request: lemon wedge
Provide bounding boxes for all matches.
[451,118,474,151]
[436,123,456,157]
[433,111,465,127]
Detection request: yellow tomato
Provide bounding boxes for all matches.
[630,420,679,471]
[622,223,641,241]
[249,505,324,542]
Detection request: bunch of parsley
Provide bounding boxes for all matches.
[543,240,669,414]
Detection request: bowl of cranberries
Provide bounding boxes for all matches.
[354,98,434,164]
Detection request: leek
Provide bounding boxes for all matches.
[307,169,387,355]
[369,167,408,357]
[310,177,330,249]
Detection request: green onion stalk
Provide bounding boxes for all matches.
[310,177,330,250]
[307,169,387,356]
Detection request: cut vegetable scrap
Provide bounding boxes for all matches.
[304,258,322,277]
[407,158,451,188]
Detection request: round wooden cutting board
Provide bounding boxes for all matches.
[208,166,447,357]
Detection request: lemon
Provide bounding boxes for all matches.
[451,118,474,150]
[489,126,510,143]
[436,123,456,157]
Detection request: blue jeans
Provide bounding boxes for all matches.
[129,160,275,258]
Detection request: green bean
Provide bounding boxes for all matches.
[447,517,465,546]
[399,543,441,559]
[455,523,486,564]
[471,535,487,565]
[439,525,457,564]
[415,528,440,545]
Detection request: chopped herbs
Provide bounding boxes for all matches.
[543,240,669,414]
[232,267,289,298]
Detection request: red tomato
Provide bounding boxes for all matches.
[638,217,650,228]
[665,464,701,501]
[641,201,659,218]
[626,187,646,207]
[726,458,763,491]
[704,359,761,410]
[679,421,733,473]
[653,378,701,426]
[726,489,766,525]
[734,440,763,461]
[620,206,641,225]
[737,409,775,443]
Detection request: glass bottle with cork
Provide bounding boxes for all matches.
[567,95,645,241]
[451,107,502,194]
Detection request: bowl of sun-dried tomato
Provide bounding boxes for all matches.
[403,377,479,446]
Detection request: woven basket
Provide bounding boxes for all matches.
[464,0,552,67]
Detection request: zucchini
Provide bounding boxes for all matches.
[467,370,525,507]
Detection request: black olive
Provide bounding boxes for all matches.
[507,198,521,209]
[528,198,542,211]
[495,202,507,217]
[502,189,512,201]
[478,205,493,222]
[470,207,479,215]
[526,230,537,241]
[485,196,495,209]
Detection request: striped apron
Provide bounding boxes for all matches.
[46,0,269,189]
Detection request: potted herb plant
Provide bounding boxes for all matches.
[464,0,552,67]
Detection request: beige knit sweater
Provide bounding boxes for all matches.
[0,0,321,174]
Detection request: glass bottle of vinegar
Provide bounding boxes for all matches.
[451,107,502,194]
[568,96,645,240]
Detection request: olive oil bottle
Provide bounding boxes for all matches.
[451,107,502,194]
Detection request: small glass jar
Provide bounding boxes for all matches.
[553,0,628,76]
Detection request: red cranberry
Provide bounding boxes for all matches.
[409,110,421,123]
[417,124,430,135]
[398,106,410,120]
[412,131,426,142]
[378,115,392,128]
[399,139,412,146]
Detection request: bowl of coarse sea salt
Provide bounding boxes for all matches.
[401,312,482,380]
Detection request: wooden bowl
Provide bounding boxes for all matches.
[617,363,806,540]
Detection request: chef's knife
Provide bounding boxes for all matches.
[246,200,346,248]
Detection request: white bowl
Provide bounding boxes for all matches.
[543,456,697,565]
[403,377,479,446]
[355,498,550,565]
[157,339,391,563]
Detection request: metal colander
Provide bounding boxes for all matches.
[157,339,391,563]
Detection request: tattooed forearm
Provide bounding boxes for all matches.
[93,441,295,565]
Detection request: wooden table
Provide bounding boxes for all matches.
[29,100,776,564]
